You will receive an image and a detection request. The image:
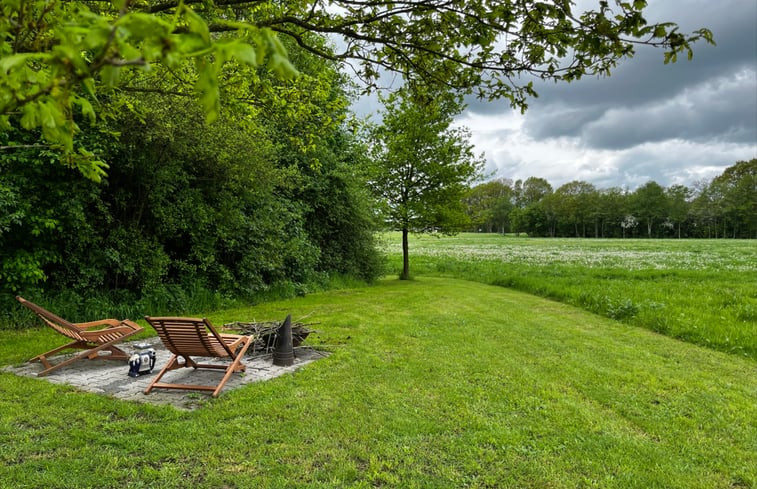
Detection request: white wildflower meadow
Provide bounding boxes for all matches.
[385,236,757,272]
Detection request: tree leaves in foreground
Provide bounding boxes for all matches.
[0,0,714,178]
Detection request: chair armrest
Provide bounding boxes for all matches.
[79,324,138,341]
[74,319,122,329]
[220,334,253,351]
[119,319,144,333]
[75,318,143,332]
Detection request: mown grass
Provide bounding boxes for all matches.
[1,278,756,488]
[384,233,757,360]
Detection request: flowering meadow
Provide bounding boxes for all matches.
[384,233,757,359]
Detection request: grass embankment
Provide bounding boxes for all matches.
[384,233,757,360]
[2,278,755,488]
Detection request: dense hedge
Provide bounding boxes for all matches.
[0,54,384,326]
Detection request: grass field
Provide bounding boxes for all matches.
[383,233,757,360]
[1,277,756,488]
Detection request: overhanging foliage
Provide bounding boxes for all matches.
[0,0,713,179]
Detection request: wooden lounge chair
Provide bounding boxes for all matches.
[16,296,143,376]
[143,316,254,398]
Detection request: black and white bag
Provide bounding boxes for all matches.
[128,347,156,377]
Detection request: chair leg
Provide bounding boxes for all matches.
[212,337,253,398]
[145,336,254,397]
[144,354,180,395]
[36,347,101,377]
[30,340,84,364]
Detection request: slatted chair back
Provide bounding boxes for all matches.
[143,316,253,397]
[16,296,87,342]
[146,317,235,358]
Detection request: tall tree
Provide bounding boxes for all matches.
[0,0,713,178]
[597,187,628,238]
[370,88,483,280]
[665,184,692,238]
[512,177,554,236]
[710,159,757,238]
[515,177,553,208]
[631,181,668,238]
[554,180,597,237]
[466,179,514,233]
[689,179,720,238]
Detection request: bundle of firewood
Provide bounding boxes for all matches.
[222,320,315,355]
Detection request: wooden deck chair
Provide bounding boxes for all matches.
[16,296,143,376]
[144,316,254,398]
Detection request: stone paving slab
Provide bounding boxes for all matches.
[3,339,326,410]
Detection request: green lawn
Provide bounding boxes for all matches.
[383,233,757,360]
[2,277,755,488]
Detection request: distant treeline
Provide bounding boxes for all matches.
[465,159,756,239]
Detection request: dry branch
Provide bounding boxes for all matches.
[223,320,316,355]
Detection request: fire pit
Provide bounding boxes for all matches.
[223,317,315,355]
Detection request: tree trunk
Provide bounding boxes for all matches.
[401,228,410,280]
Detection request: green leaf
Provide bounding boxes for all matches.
[182,6,210,44]
[82,78,97,99]
[269,53,298,80]
[195,67,219,123]
[76,155,109,183]
[0,53,32,74]
[118,13,172,40]
[73,96,96,123]
[38,102,56,129]
[229,42,257,66]
[20,102,39,130]
[173,33,210,56]
[101,65,121,87]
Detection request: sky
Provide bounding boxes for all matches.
[350,0,757,190]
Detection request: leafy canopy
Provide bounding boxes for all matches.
[371,88,483,231]
[0,0,714,179]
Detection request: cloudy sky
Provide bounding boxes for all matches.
[351,0,757,190]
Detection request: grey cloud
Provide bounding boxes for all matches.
[580,69,757,149]
[544,1,754,104]
[521,106,606,139]
[607,143,749,189]
[509,0,757,150]
[467,0,755,114]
